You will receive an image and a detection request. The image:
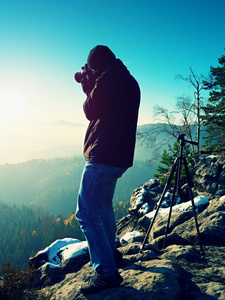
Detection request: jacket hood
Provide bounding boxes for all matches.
[87,45,116,71]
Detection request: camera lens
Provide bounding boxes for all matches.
[74,72,82,83]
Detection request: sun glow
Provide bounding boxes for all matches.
[0,88,28,123]
[0,58,45,125]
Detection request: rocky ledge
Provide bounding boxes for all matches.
[28,156,225,299]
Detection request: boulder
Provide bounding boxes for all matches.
[129,179,163,216]
[193,156,225,199]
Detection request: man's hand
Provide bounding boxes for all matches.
[81,70,101,95]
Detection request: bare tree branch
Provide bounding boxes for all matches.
[137,69,210,164]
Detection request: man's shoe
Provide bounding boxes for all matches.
[80,271,123,294]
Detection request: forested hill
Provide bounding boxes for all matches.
[0,201,84,271]
[0,157,155,215]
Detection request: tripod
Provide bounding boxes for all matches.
[140,134,204,256]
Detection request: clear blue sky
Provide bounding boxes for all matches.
[0,0,225,126]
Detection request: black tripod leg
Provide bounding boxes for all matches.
[163,157,181,249]
[140,158,179,252]
[183,157,205,256]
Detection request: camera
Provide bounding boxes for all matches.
[74,64,93,83]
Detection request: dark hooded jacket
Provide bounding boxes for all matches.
[83,46,140,168]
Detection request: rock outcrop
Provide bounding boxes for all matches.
[28,156,225,299]
[192,155,225,199]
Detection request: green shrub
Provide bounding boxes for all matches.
[0,262,32,300]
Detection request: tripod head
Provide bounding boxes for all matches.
[177,133,198,148]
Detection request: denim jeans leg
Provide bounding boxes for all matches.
[76,162,127,276]
[101,179,117,254]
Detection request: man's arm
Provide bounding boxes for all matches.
[83,76,106,121]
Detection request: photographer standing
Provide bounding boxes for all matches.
[75,45,140,294]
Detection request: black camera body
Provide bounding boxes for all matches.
[74,64,93,83]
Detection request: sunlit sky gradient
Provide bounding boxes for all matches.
[1,0,225,127]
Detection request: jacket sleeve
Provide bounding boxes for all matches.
[83,75,107,121]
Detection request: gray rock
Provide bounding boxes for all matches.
[38,257,197,300]
[160,245,202,262]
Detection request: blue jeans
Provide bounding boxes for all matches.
[76,162,127,276]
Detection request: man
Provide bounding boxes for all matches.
[75,45,140,294]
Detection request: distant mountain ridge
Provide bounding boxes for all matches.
[0,157,154,215]
[1,121,206,165]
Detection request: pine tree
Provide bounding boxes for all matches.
[203,52,225,153]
